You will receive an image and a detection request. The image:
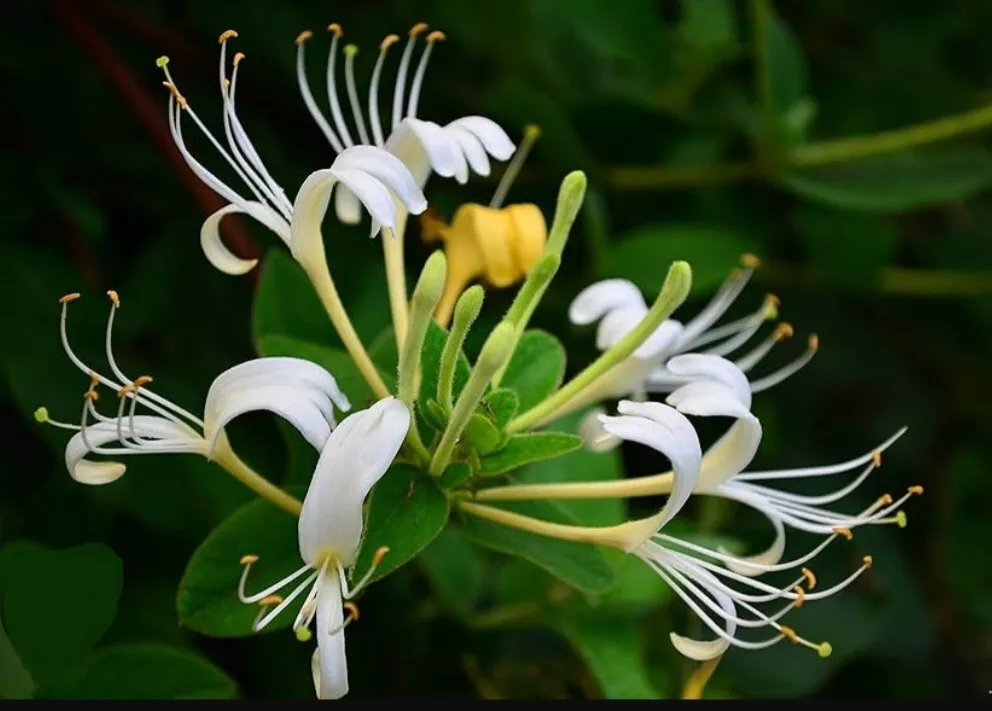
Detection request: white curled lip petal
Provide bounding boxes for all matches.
[663,552,735,661]
[636,319,684,360]
[206,358,350,416]
[569,279,646,326]
[314,576,349,700]
[389,117,465,183]
[445,116,516,160]
[199,204,269,276]
[665,354,752,409]
[595,305,646,351]
[666,380,752,419]
[333,184,363,226]
[325,167,397,238]
[446,123,492,177]
[333,145,427,216]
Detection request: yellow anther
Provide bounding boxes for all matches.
[818,642,833,658]
[295,30,314,45]
[831,526,853,541]
[801,567,817,590]
[862,555,873,569]
[427,30,446,42]
[740,253,761,269]
[155,55,170,68]
[89,372,101,387]
[84,390,99,402]
[107,290,120,307]
[258,594,283,607]
[877,493,893,506]
[808,334,820,350]
[764,293,781,309]
[372,546,390,567]
[133,375,154,387]
[295,626,312,642]
[344,44,358,57]
[380,34,400,50]
[872,449,882,467]
[908,485,924,495]
[763,293,780,319]
[343,601,360,621]
[218,29,238,44]
[117,384,136,398]
[328,23,342,36]
[793,585,805,608]
[59,292,81,304]
[773,322,794,342]
[895,511,908,528]
[233,52,246,66]
[240,554,259,565]
[409,22,429,37]
[780,625,798,643]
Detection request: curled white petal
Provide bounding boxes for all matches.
[446,116,516,160]
[446,124,491,177]
[200,204,261,275]
[666,354,753,409]
[569,279,645,326]
[386,117,463,185]
[333,185,363,225]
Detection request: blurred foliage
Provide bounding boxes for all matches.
[1,0,991,700]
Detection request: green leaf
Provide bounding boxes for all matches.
[252,249,335,346]
[458,500,614,594]
[177,495,301,638]
[42,644,238,700]
[605,224,759,295]
[780,146,992,213]
[256,334,390,410]
[462,412,502,456]
[500,330,566,412]
[417,321,471,442]
[793,205,898,288]
[760,4,807,117]
[552,615,662,699]
[680,0,738,53]
[418,529,484,621]
[0,611,33,699]
[439,462,473,490]
[483,389,519,430]
[0,543,122,682]
[350,463,450,584]
[479,432,582,476]
[593,548,672,614]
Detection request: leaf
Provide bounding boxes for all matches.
[483,389,520,430]
[177,495,301,638]
[479,432,582,476]
[759,4,807,117]
[252,249,335,346]
[462,412,502,456]
[552,615,663,699]
[418,529,484,621]
[0,542,122,683]
[679,0,739,54]
[417,321,471,442]
[350,463,450,584]
[500,330,566,412]
[793,205,898,288]
[42,644,238,700]
[0,612,33,699]
[439,462,473,490]
[256,334,389,410]
[604,224,759,295]
[457,500,615,594]
[780,146,992,213]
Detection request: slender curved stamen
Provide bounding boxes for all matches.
[736,428,907,481]
[490,124,541,209]
[369,35,399,146]
[253,569,321,632]
[295,31,344,152]
[253,594,284,629]
[238,556,315,604]
[700,295,780,358]
[392,23,428,130]
[735,323,794,372]
[673,258,760,349]
[406,30,444,119]
[342,45,370,145]
[738,462,878,507]
[750,334,818,393]
[336,546,389,599]
[325,24,355,148]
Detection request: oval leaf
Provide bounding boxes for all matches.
[252,249,335,346]
[479,432,582,476]
[500,330,566,412]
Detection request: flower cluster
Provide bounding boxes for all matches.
[36,20,918,701]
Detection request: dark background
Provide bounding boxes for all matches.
[1,0,990,699]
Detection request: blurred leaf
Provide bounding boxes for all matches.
[418,529,484,621]
[479,432,582,476]
[552,615,663,699]
[483,389,520,430]
[780,146,992,212]
[252,250,335,347]
[680,0,739,54]
[592,549,672,614]
[0,612,33,699]
[439,462,473,490]
[605,224,758,295]
[793,205,898,288]
[500,330,566,412]
[759,2,808,117]
[178,495,300,638]
[458,500,615,594]
[462,411,502,456]
[42,643,237,699]
[351,463,450,584]
[0,542,122,683]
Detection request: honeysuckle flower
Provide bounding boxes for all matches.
[157,31,427,276]
[36,292,349,486]
[295,23,515,227]
[567,257,817,424]
[237,397,410,700]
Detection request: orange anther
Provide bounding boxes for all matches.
[59,292,81,304]
[831,526,854,541]
[218,29,238,44]
[296,30,314,45]
[240,554,259,565]
[343,601,360,620]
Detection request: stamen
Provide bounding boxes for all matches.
[240,554,259,565]
[780,625,798,643]
[343,44,370,144]
[258,594,283,606]
[252,569,321,632]
[337,546,390,599]
[406,30,445,119]
[773,322,794,342]
[392,24,426,130]
[672,266,755,349]
[802,568,817,590]
[369,34,400,146]
[296,30,344,152]
[344,601,360,621]
[490,124,541,209]
[908,485,923,495]
[862,555,873,569]
[793,586,805,608]
[831,526,853,541]
[60,292,81,304]
[218,29,238,44]
[749,333,818,393]
[740,254,761,269]
[325,24,355,147]
[106,290,120,308]
[296,30,313,44]
[238,556,319,604]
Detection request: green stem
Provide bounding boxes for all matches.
[214,440,302,516]
[506,261,692,434]
[437,286,484,411]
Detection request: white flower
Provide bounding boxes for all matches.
[157,32,427,276]
[236,397,410,700]
[599,399,875,662]
[568,257,817,416]
[295,23,515,224]
[37,292,349,484]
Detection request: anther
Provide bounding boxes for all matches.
[773,323,794,342]
[59,292,81,304]
[240,554,259,565]
[218,29,238,44]
[233,52,245,66]
[877,493,893,506]
[258,594,283,607]
[793,585,805,608]
[155,56,170,68]
[107,290,120,308]
[427,30,446,42]
[34,407,49,423]
[133,375,154,387]
[117,384,136,398]
[801,568,817,590]
[908,485,923,495]
[89,372,101,387]
[380,34,400,50]
[872,449,882,467]
[740,253,761,269]
[295,30,313,45]
[372,546,390,567]
[831,526,853,541]
[808,334,820,350]
[862,555,873,569]
[328,23,342,36]
[780,625,798,643]
[84,390,99,402]
[409,22,429,37]
[344,602,360,621]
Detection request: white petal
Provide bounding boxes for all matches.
[325,167,397,238]
[699,417,763,490]
[446,124,491,177]
[636,319,684,360]
[207,357,350,415]
[569,279,645,326]
[333,185,362,225]
[314,574,348,700]
[578,407,622,452]
[665,354,752,409]
[666,380,751,420]
[298,398,410,566]
[200,204,260,275]
[446,116,516,160]
[205,385,332,456]
[386,117,464,185]
[595,305,646,351]
[333,145,428,217]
